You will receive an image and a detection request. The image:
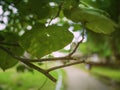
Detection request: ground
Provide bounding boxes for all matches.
[64,66,115,90]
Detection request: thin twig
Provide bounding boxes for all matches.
[46,60,85,72]
[28,23,86,62]
[3,53,74,62]
[0,22,86,82]
[0,46,57,82]
[68,36,84,57]
[67,28,85,57]
[48,2,63,25]
[29,56,74,62]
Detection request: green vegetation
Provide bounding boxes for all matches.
[79,0,120,60]
[0,69,55,90]
[91,66,120,82]
[0,68,65,90]
[0,0,120,86]
[76,64,120,82]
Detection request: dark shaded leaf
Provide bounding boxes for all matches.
[16,64,33,73]
[0,49,18,71]
[0,32,24,70]
[16,0,50,19]
[0,32,24,55]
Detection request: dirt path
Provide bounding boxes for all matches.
[64,67,114,90]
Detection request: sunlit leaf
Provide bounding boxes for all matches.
[19,25,73,58]
[64,7,117,34]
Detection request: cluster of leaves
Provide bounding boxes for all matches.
[79,0,120,59]
[0,0,118,80]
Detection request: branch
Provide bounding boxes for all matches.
[0,43,76,62]
[2,53,74,62]
[68,35,84,57]
[68,30,85,57]
[0,22,86,82]
[0,46,57,82]
[22,23,86,62]
[0,24,85,63]
[46,60,85,72]
[20,60,57,82]
[0,43,74,62]
[48,2,63,25]
[29,56,74,62]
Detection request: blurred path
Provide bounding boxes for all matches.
[64,67,114,90]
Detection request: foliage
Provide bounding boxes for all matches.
[19,25,73,58]
[79,0,120,59]
[64,6,116,34]
[91,66,120,82]
[79,31,112,57]
[0,0,118,82]
[0,68,64,90]
[0,32,23,70]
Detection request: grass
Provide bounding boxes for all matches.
[76,64,120,82]
[0,67,65,90]
[91,66,120,82]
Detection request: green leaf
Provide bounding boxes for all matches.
[64,7,117,34]
[19,25,73,58]
[0,49,18,71]
[16,0,50,19]
[72,24,82,31]
[0,32,24,56]
[0,32,24,70]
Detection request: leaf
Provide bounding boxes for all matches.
[16,64,33,73]
[16,0,50,19]
[64,7,117,34]
[0,32,24,55]
[72,24,82,31]
[0,49,18,71]
[0,32,24,70]
[19,25,73,58]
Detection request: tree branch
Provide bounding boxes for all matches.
[68,35,84,57]
[67,29,85,57]
[0,24,86,63]
[0,43,74,62]
[48,2,63,25]
[0,23,86,82]
[29,56,74,62]
[0,46,57,82]
[46,60,85,72]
